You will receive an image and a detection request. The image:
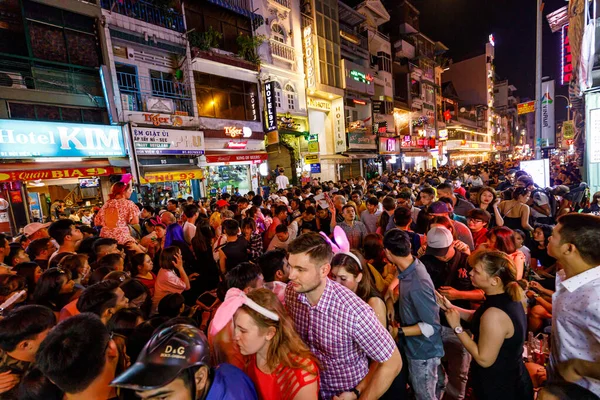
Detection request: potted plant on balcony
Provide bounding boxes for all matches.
[236,33,266,67]
[189,26,223,57]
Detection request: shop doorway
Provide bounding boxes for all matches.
[267,142,297,185]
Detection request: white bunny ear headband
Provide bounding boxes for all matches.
[319,227,363,270]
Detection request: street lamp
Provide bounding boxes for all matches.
[555,94,572,121]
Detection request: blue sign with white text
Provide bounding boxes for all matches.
[0,119,126,158]
[310,163,321,173]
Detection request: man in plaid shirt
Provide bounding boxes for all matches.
[285,232,402,400]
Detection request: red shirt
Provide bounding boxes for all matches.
[472,228,488,249]
[454,187,467,198]
[245,354,319,400]
[136,272,157,297]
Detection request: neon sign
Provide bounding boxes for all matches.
[561,24,572,86]
[349,70,374,84]
[304,26,316,88]
[224,126,252,138]
[225,141,248,149]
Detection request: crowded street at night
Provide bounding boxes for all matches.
[0,0,599,399]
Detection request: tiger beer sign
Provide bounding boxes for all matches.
[0,167,126,182]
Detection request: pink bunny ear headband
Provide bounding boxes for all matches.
[319,227,363,270]
[209,288,279,337]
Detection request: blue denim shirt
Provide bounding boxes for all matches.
[397,257,445,360]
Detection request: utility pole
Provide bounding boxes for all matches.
[535,0,543,159]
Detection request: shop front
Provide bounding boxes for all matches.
[400,135,436,171]
[0,119,127,234]
[378,136,400,174]
[131,123,205,206]
[202,125,266,196]
[266,114,310,186]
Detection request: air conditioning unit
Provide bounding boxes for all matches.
[0,71,26,89]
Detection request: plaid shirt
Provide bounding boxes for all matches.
[285,279,396,399]
[247,233,263,262]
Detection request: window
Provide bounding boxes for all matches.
[24,1,100,67]
[149,70,175,98]
[378,52,392,73]
[274,81,282,109]
[116,64,141,111]
[315,1,341,88]
[284,84,295,110]
[9,102,104,123]
[193,72,260,122]
[272,24,285,43]
[186,4,252,54]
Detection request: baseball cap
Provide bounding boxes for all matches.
[216,199,229,208]
[111,324,211,391]
[428,201,450,214]
[23,222,51,238]
[425,226,454,257]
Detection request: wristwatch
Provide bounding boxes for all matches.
[351,387,361,398]
[454,326,464,334]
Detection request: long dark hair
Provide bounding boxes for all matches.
[533,224,554,247]
[159,246,180,271]
[129,253,149,276]
[331,251,382,301]
[191,218,214,253]
[14,262,40,296]
[32,268,72,308]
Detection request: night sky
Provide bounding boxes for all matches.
[405,0,570,121]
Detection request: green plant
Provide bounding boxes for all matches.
[189,27,222,51]
[236,34,266,65]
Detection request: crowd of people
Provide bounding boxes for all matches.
[0,161,598,400]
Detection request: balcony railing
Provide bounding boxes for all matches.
[223,0,253,12]
[268,0,290,9]
[0,55,105,104]
[269,40,295,63]
[100,0,185,33]
[116,71,193,115]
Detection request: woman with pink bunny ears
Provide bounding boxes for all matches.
[211,288,320,400]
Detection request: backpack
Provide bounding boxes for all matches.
[531,187,557,219]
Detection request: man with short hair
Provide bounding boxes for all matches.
[391,206,424,256]
[257,248,290,284]
[383,229,445,399]
[547,214,600,396]
[419,226,484,400]
[360,197,381,234]
[47,219,83,268]
[0,305,56,398]
[285,232,402,399]
[466,208,491,249]
[275,168,290,190]
[518,176,553,224]
[26,237,57,270]
[182,204,199,245]
[21,222,51,249]
[333,194,347,224]
[351,191,367,215]
[338,204,368,250]
[0,234,11,274]
[267,218,300,251]
[36,313,120,400]
[417,187,436,208]
[264,205,288,249]
[396,190,421,225]
[112,324,257,400]
[93,238,120,261]
[76,280,129,324]
[160,211,177,227]
[436,183,474,217]
[453,178,466,198]
[218,219,249,275]
[428,201,475,250]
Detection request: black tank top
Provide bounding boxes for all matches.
[470,292,533,400]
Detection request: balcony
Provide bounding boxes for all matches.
[116,72,193,115]
[0,55,105,106]
[394,39,415,60]
[268,0,290,9]
[100,0,185,33]
[269,40,296,64]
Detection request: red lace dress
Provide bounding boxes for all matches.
[245,354,319,400]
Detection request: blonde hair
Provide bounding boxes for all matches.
[468,250,525,306]
[238,289,319,374]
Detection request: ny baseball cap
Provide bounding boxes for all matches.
[23,222,51,238]
[111,324,211,391]
[425,226,454,257]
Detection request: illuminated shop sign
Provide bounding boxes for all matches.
[304,26,316,88]
[350,70,374,84]
[561,24,572,86]
[264,81,278,132]
[225,141,248,149]
[224,126,252,138]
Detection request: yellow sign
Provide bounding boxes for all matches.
[562,120,575,139]
[305,154,320,164]
[141,170,204,184]
[517,101,535,115]
[307,97,331,111]
[308,141,320,153]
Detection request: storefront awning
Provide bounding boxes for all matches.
[403,152,433,158]
[0,165,126,182]
[205,152,267,164]
[141,170,204,184]
[343,152,378,159]
[206,0,264,27]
